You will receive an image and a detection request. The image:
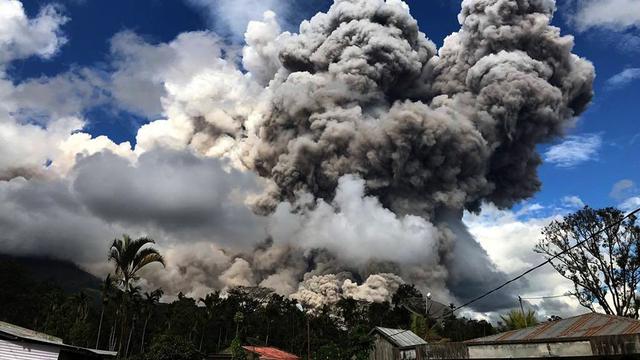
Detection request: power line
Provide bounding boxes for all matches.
[434,206,640,320]
[520,293,572,300]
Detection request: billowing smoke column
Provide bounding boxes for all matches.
[250,0,593,215]
[216,0,592,307]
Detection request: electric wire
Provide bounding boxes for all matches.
[519,293,572,300]
[431,206,640,320]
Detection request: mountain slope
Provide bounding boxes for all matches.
[0,254,101,292]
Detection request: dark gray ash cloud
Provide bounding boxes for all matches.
[235,0,593,308]
[252,0,593,214]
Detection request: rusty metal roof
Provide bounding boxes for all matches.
[242,346,300,360]
[371,327,428,349]
[466,313,640,345]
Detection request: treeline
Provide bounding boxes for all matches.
[0,255,496,360]
[7,234,562,360]
[1,205,633,359]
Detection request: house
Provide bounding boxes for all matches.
[0,320,117,359]
[369,327,428,360]
[243,346,300,359]
[427,312,640,359]
[209,346,299,360]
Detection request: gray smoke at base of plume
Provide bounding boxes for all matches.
[136,236,410,304]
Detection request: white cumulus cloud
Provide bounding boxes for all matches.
[610,179,637,200]
[606,68,640,89]
[544,133,602,168]
[619,197,640,212]
[561,195,585,209]
[611,179,640,212]
[464,204,587,319]
[0,0,67,65]
[572,0,640,31]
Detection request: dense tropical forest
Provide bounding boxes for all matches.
[0,236,497,360]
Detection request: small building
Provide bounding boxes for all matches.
[209,346,299,360]
[369,327,428,360]
[428,312,640,359]
[243,346,300,359]
[0,320,117,359]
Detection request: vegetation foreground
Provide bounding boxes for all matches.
[1,206,638,359]
[0,251,495,359]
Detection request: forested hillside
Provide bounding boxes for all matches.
[0,254,496,359]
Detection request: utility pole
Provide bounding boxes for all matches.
[518,296,528,327]
[425,293,432,336]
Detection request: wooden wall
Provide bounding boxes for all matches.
[369,333,399,360]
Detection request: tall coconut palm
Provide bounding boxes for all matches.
[108,234,164,357]
[140,288,163,353]
[234,311,244,338]
[108,234,165,291]
[124,286,141,359]
[96,274,115,349]
[108,288,124,351]
[71,292,89,323]
[198,292,220,347]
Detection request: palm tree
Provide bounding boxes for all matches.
[124,286,142,359]
[108,288,124,351]
[71,292,89,323]
[234,311,244,338]
[108,234,164,357]
[96,274,115,349]
[500,309,538,330]
[198,292,221,351]
[108,234,165,292]
[140,289,163,353]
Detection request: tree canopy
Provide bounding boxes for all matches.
[535,207,640,317]
[499,309,538,331]
[109,235,165,292]
[0,233,503,358]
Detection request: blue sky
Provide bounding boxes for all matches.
[1,0,639,315]
[13,0,637,213]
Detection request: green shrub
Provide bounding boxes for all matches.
[230,336,246,360]
[145,335,200,360]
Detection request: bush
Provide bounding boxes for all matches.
[230,336,246,360]
[145,335,200,360]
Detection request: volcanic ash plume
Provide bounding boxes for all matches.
[251,0,593,214]
[290,273,403,309]
[125,0,595,308]
[208,0,592,306]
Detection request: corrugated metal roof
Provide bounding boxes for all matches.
[0,320,117,357]
[242,346,300,359]
[0,339,60,360]
[466,313,640,345]
[372,327,427,349]
[0,321,64,345]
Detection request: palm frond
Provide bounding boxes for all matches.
[124,236,156,266]
[132,247,165,273]
[106,234,164,293]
